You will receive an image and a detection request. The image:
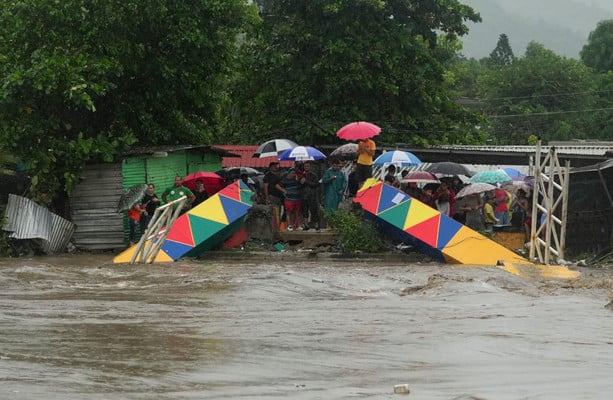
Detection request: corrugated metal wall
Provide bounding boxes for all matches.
[187,153,221,174]
[4,194,76,254]
[69,150,224,251]
[70,163,125,250]
[144,154,186,191]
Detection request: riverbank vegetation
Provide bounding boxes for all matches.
[0,1,611,212]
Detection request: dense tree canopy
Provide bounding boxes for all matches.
[0,0,258,210]
[478,42,596,144]
[580,19,613,73]
[228,0,482,146]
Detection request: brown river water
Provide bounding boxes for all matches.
[0,253,611,400]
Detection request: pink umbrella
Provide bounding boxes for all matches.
[336,121,381,141]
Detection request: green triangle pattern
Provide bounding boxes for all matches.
[189,214,229,244]
[378,199,412,230]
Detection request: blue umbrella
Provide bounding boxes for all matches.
[278,146,326,161]
[502,167,525,178]
[373,150,422,167]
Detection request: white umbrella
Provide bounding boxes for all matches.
[253,139,298,158]
[456,182,497,198]
[278,146,326,161]
[373,150,422,167]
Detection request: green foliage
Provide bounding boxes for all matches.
[477,42,597,144]
[229,0,482,146]
[326,208,381,254]
[488,34,515,66]
[0,0,258,207]
[580,19,613,73]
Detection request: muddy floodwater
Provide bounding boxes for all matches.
[0,254,612,400]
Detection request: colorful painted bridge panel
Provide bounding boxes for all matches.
[114,180,253,264]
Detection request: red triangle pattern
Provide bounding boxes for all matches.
[405,214,441,248]
[165,214,196,247]
[353,183,383,214]
[219,182,241,202]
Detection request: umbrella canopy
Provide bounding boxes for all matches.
[216,167,262,181]
[330,143,358,160]
[117,183,148,212]
[182,171,226,194]
[336,121,381,141]
[253,139,299,158]
[400,171,440,184]
[470,170,512,185]
[425,161,473,177]
[373,150,422,167]
[279,145,326,161]
[456,182,497,198]
[502,167,525,178]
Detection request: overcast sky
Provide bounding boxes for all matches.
[459,0,613,59]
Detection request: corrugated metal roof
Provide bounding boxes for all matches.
[215,145,294,169]
[120,144,238,158]
[433,144,611,156]
[3,194,75,254]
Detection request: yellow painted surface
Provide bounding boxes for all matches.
[113,241,174,264]
[493,231,526,251]
[443,225,527,265]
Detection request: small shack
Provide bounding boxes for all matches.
[70,145,234,251]
[565,158,613,255]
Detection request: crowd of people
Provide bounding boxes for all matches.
[127,177,199,245]
[125,142,536,246]
[396,172,536,242]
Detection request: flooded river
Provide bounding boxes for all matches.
[0,254,611,399]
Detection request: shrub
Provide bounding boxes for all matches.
[325,208,382,253]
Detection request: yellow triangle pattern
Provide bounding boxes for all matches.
[113,240,175,264]
[188,194,229,225]
[358,178,380,193]
[403,200,440,230]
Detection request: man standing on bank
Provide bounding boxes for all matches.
[356,137,376,187]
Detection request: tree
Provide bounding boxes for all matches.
[580,19,613,72]
[489,34,515,66]
[0,1,258,214]
[478,42,596,144]
[228,0,482,146]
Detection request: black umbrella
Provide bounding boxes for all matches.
[216,167,263,181]
[116,184,148,212]
[330,143,358,160]
[425,162,473,177]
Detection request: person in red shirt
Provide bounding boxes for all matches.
[494,188,510,225]
[128,202,143,245]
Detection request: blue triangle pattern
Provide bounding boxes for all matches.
[377,184,410,214]
[161,240,194,261]
[436,214,463,250]
[219,195,252,223]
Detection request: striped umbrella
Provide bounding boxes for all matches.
[373,150,422,167]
